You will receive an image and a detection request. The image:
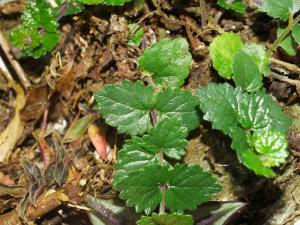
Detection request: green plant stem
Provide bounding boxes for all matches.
[268,14,300,55]
[150,109,166,214]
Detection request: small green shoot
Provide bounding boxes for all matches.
[94,38,220,223]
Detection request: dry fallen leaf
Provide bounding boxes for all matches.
[0,74,25,162]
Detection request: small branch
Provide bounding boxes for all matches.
[270,71,300,94]
[0,184,85,224]
[214,0,234,24]
[0,32,31,89]
[199,0,207,28]
[270,58,300,76]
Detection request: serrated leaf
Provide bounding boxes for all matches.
[196,83,291,177]
[165,164,221,212]
[155,89,200,132]
[217,0,247,13]
[10,0,58,58]
[258,0,300,20]
[137,213,193,225]
[138,38,193,88]
[128,23,144,46]
[141,118,188,160]
[113,137,159,186]
[241,43,270,76]
[78,0,132,5]
[239,91,291,132]
[251,130,288,167]
[277,27,297,56]
[114,164,168,214]
[210,33,244,79]
[232,50,263,92]
[94,80,155,136]
[230,128,276,177]
[196,83,243,134]
[292,23,300,44]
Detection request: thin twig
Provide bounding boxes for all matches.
[270,71,300,94]
[214,0,234,24]
[0,32,31,89]
[270,58,300,77]
[199,0,207,28]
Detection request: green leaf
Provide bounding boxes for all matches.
[277,27,297,56]
[238,91,291,132]
[196,83,243,134]
[258,0,300,20]
[64,114,94,143]
[251,130,288,167]
[232,50,263,92]
[113,137,159,186]
[138,38,193,88]
[128,23,144,46]
[217,0,247,13]
[94,80,155,136]
[10,0,58,58]
[241,43,270,76]
[196,83,291,177]
[78,0,132,5]
[114,164,168,214]
[55,0,84,16]
[141,118,188,160]
[166,164,221,212]
[155,89,200,132]
[210,33,244,79]
[230,128,276,177]
[292,23,300,44]
[137,213,193,225]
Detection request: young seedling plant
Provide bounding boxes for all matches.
[94,38,221,224]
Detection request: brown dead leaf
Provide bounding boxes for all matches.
[20,86,49,123]
[0,76,25,163]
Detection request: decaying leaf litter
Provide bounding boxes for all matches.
[0,0,300,224]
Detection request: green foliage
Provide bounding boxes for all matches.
[210,32,243,79]
[94,81,200,135]
[137,213,193,225]
[277,26,299,56]
[10,0,59,58]
[140,118,188,160]
[155,89,200,132]
[114,163,169,214]
[217,0,247,13]
[114,163,220,214]
[258,0,300,20]
[94,38,220,223]
[241,43,270,76]
[78,0,132,5]
[292,24,300,44]
[210,32,270,92]
[251,130,288,167]
[196,83,291,177]
[138,38,193,88]
[94,80,155,136]
[232,50,262,92]
[165,164,221,212]
[128,23,144,46]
